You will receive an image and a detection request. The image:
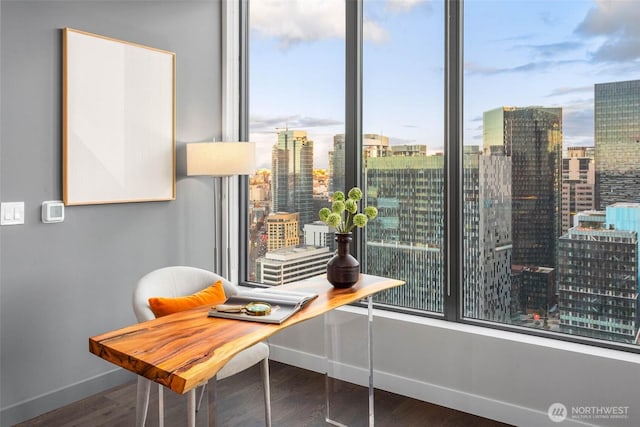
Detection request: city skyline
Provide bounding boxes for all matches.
[247,0,640,346]
[250,0,640,169]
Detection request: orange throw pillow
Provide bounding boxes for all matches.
[148,280,227,318]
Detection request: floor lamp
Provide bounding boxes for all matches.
[186,141,256,279]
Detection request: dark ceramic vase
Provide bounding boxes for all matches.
[326,232,360,288]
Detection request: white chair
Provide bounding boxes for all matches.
[132,266,271,427]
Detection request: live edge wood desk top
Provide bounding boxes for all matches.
[89,274,404,395]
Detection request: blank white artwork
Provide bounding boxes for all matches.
[63,28,175,205]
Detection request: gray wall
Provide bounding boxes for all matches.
[0,1,222,424]
[269,309,640,427]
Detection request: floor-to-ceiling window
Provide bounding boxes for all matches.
[244,0,640,352]
[362,0,445,314]
[247,0,345,286]
[463,0,640,348]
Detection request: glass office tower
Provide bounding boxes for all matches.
[329,133,390,194]
[595,79,640,209]
[367,147,513,320]
[365,154,444,313]
[463,147,513,323]
[271,130,314,233]
[483,106,563,270]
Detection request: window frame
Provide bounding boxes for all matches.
[238,0,640,355]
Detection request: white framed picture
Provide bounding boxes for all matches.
[63,28,175,205]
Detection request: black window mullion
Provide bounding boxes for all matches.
[444,0,463,321]
[345,0,363,259]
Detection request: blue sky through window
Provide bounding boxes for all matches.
[249,0,640,168]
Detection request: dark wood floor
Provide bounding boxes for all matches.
[17,361,512,427]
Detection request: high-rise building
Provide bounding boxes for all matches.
[329,133,390,193]
[595,79,640,209]
[561,147,595,234]
[271,130,314,231]
[365,154,444,313]
[365,147,513,320]
[557,206,640,344]
[328,135,342,194]
[463,146,513,323]
[249,169,273,273]
[266,212,299,252]
[483,106,563,269]
[255,246,333,286]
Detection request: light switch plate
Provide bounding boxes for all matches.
[1,202,25,225]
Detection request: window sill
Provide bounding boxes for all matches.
[338,303,640,364]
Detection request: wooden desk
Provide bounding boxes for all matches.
[90,274,403,396]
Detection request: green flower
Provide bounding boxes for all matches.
[364,206,378,220]
[326,213,342,228]
[353,213,368,228]
[319,207,331,222]
[333,191,345,201]
[348,187,363,201]
[319,188,379,233]
[345,198,357,214]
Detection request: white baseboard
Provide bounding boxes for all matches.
[0,368,135,426]
[268,343,596,427]
[2,345,599,427]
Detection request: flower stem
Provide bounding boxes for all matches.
[345,212,353,232]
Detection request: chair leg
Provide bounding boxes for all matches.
[261,358,272,427]
[196,383,207,412]
[135,377,151,427]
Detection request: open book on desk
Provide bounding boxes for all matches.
[208,288,318,324]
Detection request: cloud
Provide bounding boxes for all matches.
[251,0,344,48]
[575,0,640,62]
[251,114,343,134]
[546,86,593,97]
[386,0,430,13]
[364,19,390,44]
[465,59,584,76]
[464,62,502,76]
[519,41,584,58]
[590,38,640,62]
[538,10,557,27]
[251,0,388,48]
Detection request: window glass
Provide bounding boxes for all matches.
[464,0,640,346]
[362,0,445,313]
[248,1,345,285]
[246,0,640,351]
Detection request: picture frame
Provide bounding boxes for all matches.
[62,28,176,205]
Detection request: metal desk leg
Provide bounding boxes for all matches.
[187,389,196,427]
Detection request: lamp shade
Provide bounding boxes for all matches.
[186,142,256,176]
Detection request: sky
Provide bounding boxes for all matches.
[249,0,640,169]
